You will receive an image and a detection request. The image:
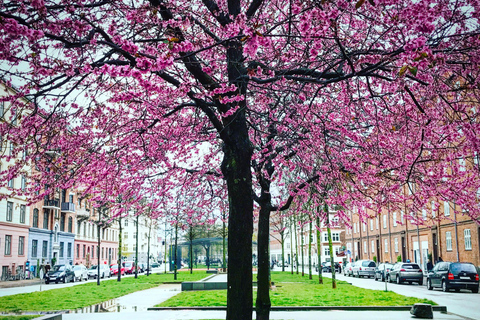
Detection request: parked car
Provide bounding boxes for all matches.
[123,261,139,274]
[322,262,341,273]
[72,264,88,282]
[352,260,376,278]
[375,263,394,282]
[343,262,354,276]
[151,262,160,268]
[110,264,125,276]
[387,262,423,285]
[427,262,479,293]
[315,262,328,272]
[45,264,75,284]
[88,264,111,279]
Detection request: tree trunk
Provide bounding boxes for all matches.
[316,215,323,284]
[256,204,272,320]
[294,215,298,275]
[147,220,151,276]
[308,219,312,280]
[290,216,294,275]
[222,136,253,320]
[174,223,178,280]
[135,214,139,279]
[118,214,122,282]
[222,216,227,272]
[189,228,193,274]
[97,208,101,286]
[281,232,285,272]
[301,221,304,277]
[325,203,336,289]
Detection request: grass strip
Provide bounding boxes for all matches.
[157,271,436,307]
[0,271,207,313]
[0,316,41,320]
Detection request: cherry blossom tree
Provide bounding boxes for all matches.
[1,1,480,320]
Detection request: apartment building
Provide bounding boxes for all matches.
[0,84,31,278]
[121,213,161,265]
[345,201,480,270]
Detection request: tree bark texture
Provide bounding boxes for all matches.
[256,204,272,320]
[316,215,323,284]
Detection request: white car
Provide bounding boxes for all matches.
[72,264,88,282]
[87,264,111,279]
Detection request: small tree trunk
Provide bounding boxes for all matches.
[325,203,336,289]
[118,214,122,282]
[147,219,152,276]
[290,216,294,275]
[97,208,101,286]
[316,215,323,284]
[222,217,227,272]
[308,218,312,280]
[256,205,272,320]
[135,214,139,279]
[294,215,299,275]
[301,220,304,277]
[174,223,178,280]
[281,232,285,272]
[189,227,193,274]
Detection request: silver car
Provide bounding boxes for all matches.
[73,264,88,282]
[352,260,376,278]
[87,264,111,279]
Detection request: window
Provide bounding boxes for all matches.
[332,232,340,242]
[353,223,357,234]
[68,217,73,233]
[124,219,128,227]
[77,221,81,235]
[422,208,427,220]
[401,210,404,224]
[59,242,64,258]
[371,240,375,253]
[431,201,436,218]
[91,245,94,259]
[67,243,72,258]
[11,109,17,125]
[459,158,466,172]
[384,239,388,252]
[383,215,387,229]
[83,245,86,258]
[69,194,73,203]
[393,212,397,226]
[21,176,26,191]
[324,247,330,256]
[363,241,367,253]
[76,244,80,258]
[60,214,65,232]
[20,205,26,224]
[444,201,450,216]
[446,232,452,251]
[362,223,366,232]
[33,209,39,228]
[32,240,38,258]
[0,101,4,118]
[18,236,25,255]
[124,232,128,239]
[6,201,13,221]
[83,222,86,236]
[42,240,48,257]
[464,229,472,250]
[134,232,137,239]
[376,217,379,229]
[4,235,12,255]
[102,247,104,259]
[9,142,13,156]
[43,210,49,229]
[7,178,13,188]
[370,219,373,231]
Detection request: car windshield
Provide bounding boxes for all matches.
[402,264,420,269]
[89,266,97,270]
[450,263,477,274]
[53,265,65,272]
[125,263,132,267]
[73,266,82,271]
[111,265,118,269]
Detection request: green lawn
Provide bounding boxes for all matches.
[0,272,207,313]
[0,316,40,320]
[157,271,436,307]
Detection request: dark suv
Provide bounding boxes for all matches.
[427,262,479,293]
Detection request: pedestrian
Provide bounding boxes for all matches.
[427,259,433,272]
[438,256,443,262]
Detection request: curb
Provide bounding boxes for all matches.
[148,305,447,312]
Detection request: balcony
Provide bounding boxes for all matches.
[61,202,75,213]
[43,198,60,209]
[76,208,90,217]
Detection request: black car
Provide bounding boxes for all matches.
[427,262,479,293]
[387,262,423,285]
[375,263,394,282]
[320,262,341,273]
[45,264,75,284]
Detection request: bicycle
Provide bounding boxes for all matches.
[1,270,12,281]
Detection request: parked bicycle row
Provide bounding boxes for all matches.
[341,260,479,293]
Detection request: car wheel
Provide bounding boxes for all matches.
[418,280,423,286]
[63,276,67,284]
[375,274,378,281]
[387,275,391,283]
[427,279,433,290]
[45,280,49,284]
[381,275,385,282]
[396,276,401,284]
[442,280,449,292]
[455,288,460,292]
[472,287,478,293]
[72,276,76,283]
